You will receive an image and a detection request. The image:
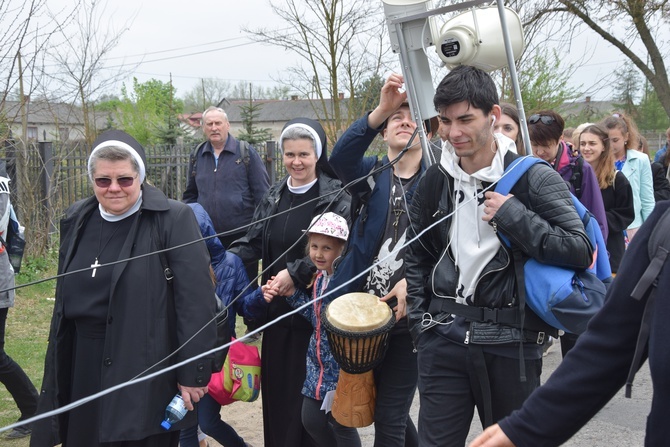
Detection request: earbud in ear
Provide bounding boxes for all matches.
[491,115,496,126]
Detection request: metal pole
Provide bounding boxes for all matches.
[391,20,432,164]
[496,1,532,154]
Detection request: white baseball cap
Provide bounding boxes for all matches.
[305,212,349,241]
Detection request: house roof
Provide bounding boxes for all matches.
[219,98,349,124]
[0,100,107,127]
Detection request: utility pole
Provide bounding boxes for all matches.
[201,78,206,111]
[16,51,26,201]
[18,52,27,145]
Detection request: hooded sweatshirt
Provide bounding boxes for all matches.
[439,134,514,305]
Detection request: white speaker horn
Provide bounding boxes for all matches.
[434,5,525,72]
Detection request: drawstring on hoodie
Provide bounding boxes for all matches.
[474,178,482,249]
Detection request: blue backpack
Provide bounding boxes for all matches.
[495,156,612,334]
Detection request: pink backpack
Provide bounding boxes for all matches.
[208,338,261,406]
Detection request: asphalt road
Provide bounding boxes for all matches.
[358,338,650,446]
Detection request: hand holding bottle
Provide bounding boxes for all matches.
[178,383,208,411]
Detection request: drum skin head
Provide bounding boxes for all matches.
[326,292,392,332]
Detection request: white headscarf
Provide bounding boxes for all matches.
[88,139,146,184]
[278,123,323,159]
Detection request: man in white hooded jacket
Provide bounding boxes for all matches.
[405,66,593,446]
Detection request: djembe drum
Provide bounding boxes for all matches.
[322,292,395,428]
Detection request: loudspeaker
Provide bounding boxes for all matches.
[434,6,525,72]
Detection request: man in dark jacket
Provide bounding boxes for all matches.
[182,106,270,282]
[405,65,593,447]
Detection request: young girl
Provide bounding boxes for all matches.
[262,212,361,447]
[494,102,525,155]
[578,124,634,273]
[601,113,654,241]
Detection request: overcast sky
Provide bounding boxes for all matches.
[102,0,301,99]
[91,0,665,103]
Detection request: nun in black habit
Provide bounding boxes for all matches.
[228,118,351,447]
[31,131,217,447]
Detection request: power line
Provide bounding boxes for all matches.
[132,71,278,84]
[98,41,260,70]
[104,36,251,61]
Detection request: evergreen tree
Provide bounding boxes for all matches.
[237,84,272,145]
[353,74,384,118]
[612,64,640,120]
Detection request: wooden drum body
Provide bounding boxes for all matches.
[322,292,395,428]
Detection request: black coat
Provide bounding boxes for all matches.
[651,161,670,202]
[499,201,670,446]
[227,173,350,447]
[406,151,593,342]
[601,171,635,272]
[31,185,217,445]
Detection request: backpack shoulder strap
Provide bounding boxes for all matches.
[495,156,544,196]
[238,140,253,187]
[625,207,670,397]
[494,156,546,248]
[570,156,584,199]
[239,140,251,168]
[351,158,383,233]
[151,214,174,284]
[630,207,670,300]
[190,141,208,178]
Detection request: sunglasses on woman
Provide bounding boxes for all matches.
[94,176,137,188]
[528,114,556,125]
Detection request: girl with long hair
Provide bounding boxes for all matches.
[578,124,634,273]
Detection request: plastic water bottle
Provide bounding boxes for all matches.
[160,393,188,430]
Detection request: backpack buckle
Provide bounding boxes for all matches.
[535,331,545,344]
[480,307,499,323]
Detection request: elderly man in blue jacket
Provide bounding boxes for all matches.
[183,106,270,283]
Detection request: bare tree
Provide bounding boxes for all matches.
[244,0,391,142]
[496,48,582,113]
[0,0,69,132]
[0,1,43,106]
[229,81,267,101]
[0,1,80,256]
[181,79,293,111]
[44,0,134,145]
[525,0,670,119]
[182,78,232,112]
